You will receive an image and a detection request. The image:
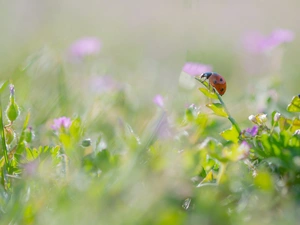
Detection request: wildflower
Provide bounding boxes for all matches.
[153,95,164,108]
[51,117,71,131]
[68,37,101,58]
[265,29,295,50]
[248,115,256,123]
[249,113,267,125]
[244,29,294,53]
[245,125,259,137]
[273,112,281,122]
[182,62,212,76]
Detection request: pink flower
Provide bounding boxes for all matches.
[244,29,294,53]
[69,37,101,58]
[182,62,212,76]
[51,117,71,130]
[153,95,164,108]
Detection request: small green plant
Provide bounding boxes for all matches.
[195,74,300,199]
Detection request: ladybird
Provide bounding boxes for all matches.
[200,72,227,96]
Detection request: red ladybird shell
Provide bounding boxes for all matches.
[201,72,227,96]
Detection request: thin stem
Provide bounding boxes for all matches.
[0,97,9,167]
[195,76,241,134]
[0,95,11,190]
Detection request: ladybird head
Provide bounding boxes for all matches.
[200,72,213,79]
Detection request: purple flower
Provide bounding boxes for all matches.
[69,37,101,58]
[182,62,212,76]
[244,29,294,53]
[268,29,294,45]
[10,84,15,96]
[51,117,71,130]
[245,125,258,137]
[153,95,164,108]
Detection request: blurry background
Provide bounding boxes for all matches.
[1,2,300,224]
[0,0,299,130]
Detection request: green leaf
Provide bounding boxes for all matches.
[94,150,112,172]
[223,142,250,161]
[254,171,273,191]
[206,103,228,117]
[16,112,31,153]
[271,111,280,126]
[199,138,227,162]
[70,117,83,141]
[25,147,41,161]
[290,118,300,133]
[220,126,239,143]
[0,81,9,94]
[198,170,214,185]
[287,95,300,112]
[199,88,218,99]
[59,133,72,149]
[278,116,292,132]
[51,146,61,165]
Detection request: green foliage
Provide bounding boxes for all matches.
[0,51,300,225]
[199,87,218,99]
[287,95,300,112]
[220,126,239,143]
[206,103,228,117]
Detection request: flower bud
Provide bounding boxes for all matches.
[274,112,281,122]
[294,129,300,136]
[25,126,34,143]
[248,113,267,125]
[81,138,92,147]
[258,114,267,124]
[6,103,20,122]
[4,127,15,145]
[6,85,20,123]
[248,115,257,123]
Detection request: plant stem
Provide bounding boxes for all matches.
[195,76,242,134]
[0,98,9,167]
[0,95,10,190]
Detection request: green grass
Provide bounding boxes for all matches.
[0,31,300,225]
